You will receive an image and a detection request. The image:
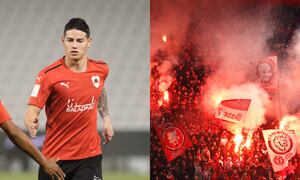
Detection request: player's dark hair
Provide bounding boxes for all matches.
[64,18,90,38]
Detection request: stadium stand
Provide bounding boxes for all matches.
[0,0,149,131]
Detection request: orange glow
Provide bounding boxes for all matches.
[157,91,169,107]
[279,115,298,130]
[162,35,167,43]
[212,94,223,107]
[234,130,243,153]
[245,133,252,149]
[157,100,162,106]
[158,100,163,107]
[163,91,169,102]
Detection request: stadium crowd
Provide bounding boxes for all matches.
[151,119,300,179]
[151,4,300,179]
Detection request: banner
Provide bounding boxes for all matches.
[262,130,297,172]
[256,56,278,94]
[155,122,193,162]
[215,99,251,123]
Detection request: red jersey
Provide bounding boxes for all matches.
[0,101,11,125]
[28,57,109,160]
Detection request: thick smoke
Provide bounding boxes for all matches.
[157,61,174,92]
[194,2,277,129]
[151,0,192,94]
[208,83,270,133]
[281,30,300,115]
[151,0,192,58]
[199,3,275,97]
[277,29,300,154]
[280,115,300,154]
[151,1,275,107]
[151,0,300,128]
[151,1,300,175]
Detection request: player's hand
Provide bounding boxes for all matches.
[42,158,65,180]
[102,116,114,145]
[25,113,39,138]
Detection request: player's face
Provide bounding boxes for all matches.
[62,29,91,61]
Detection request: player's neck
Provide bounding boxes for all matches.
[64,56,88,73]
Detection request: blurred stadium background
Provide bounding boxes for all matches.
[0,0,149,179]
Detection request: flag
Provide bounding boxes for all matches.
[155,122,193,162]
[256,56,278,94]
[262,130,297,172]
[215,99,251,124]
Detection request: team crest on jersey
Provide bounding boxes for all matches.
[91,75,100,88]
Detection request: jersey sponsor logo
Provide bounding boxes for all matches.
[60,82,70,89]
[66,96,96,112]
[31,84,40,97]
[91,75,100,88]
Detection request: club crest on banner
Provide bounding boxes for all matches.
[273,155,284,165]
[262,130,296,172]
[267,131,293,154]
[155,122,193,162]
[163,127,184,150]
[91,75,100,88]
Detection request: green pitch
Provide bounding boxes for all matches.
[0,171,149,180]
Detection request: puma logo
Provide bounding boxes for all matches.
[60,82,70,89]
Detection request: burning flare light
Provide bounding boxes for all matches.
[212,93,223,108]
[244,133,252,149]
[234,130,243,153]
[158,90,170,107]
[162,35,167,43]
[163,91,169,102]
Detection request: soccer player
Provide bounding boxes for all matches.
[0,101,65,180]
[24,18,114,180]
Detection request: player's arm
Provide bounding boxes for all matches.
[1,120,65,180]
[24,105,41,138]
[97,88,114,144]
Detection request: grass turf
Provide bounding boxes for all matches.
[0,171,149,180]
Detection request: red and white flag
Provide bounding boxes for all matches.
[262,130,297,172]
[256,56,278,94]
[215,99,251,124]
[155,122,193,162]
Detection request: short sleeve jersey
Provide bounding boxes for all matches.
[0,101,11,125]
[28,58,109,160]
